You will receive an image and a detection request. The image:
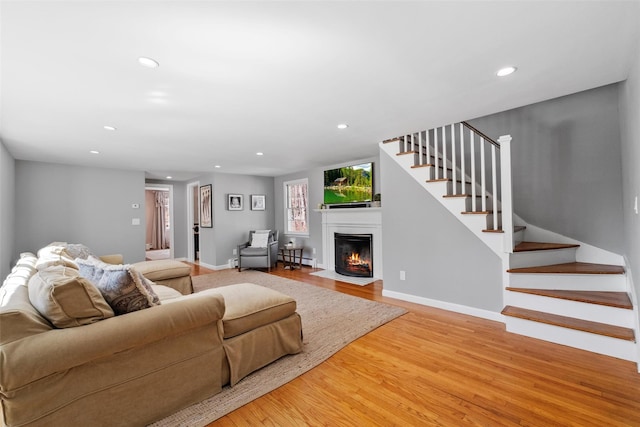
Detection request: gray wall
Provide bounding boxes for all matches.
[193,172,275,267]
[468,84,624,254]
[380,149,503,312]
[619,40,640,325]
[273,156,380,266]
[0,140,15,279]
[15,161,146,263]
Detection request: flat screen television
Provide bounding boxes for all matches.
[323,162,373,206]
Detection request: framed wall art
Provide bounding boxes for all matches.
[227,194,243,211]
[251,194,266,211]
[199,184,213,228]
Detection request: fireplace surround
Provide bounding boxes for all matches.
[318,207,382,279]
[334,233,373,277]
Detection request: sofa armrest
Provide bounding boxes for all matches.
[99,254,124,264]
[0,290,225,391]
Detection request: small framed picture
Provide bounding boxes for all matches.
[251,194,266,211]
[227,194,243,211]
[199,185,213,227]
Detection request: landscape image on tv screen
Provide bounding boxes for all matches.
[323,162,373,205]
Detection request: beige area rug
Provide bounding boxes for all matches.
[151,269,407,426]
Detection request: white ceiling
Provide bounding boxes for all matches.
[1,1,639,180]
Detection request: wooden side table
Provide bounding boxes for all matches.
[280,246,303,270]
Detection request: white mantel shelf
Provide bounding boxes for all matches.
[316,207,383,280]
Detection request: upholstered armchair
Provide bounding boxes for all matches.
[237,230,280,272]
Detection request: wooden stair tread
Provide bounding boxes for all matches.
[502,306,635,341]
[397,151,416,156]
[507,262,625,275]
[505,288,632,309]
[514,242,580,252]
[482,225,526,233]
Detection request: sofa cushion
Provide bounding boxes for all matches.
[132,259,192,281]
[76,257,160,315]
[0,253,52,344]
[151,284,183,301]
[35,245,78,271]
[213,283,297,339]
[28,265,114,328]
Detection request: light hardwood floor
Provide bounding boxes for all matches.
[188,264,640,426]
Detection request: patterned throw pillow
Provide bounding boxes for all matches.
[76,256,160,315]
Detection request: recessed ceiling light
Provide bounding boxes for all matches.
[337,123,349,129]
[496,66,517,77]
[89,150,100,154]
[166,176,172,179]
[214,165,221,169]
[256,152,264,156]
[103,125,116,131]
[138,57,159,68]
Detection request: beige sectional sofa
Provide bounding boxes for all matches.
[0,246,303,427]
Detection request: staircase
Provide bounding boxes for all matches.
[380,123,637,362]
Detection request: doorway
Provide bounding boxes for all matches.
[145,184,174,261]
[186,181,200,263]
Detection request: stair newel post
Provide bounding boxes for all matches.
[491,144,498,230]
[480,137,487,212]
[470,131,477,211]
[451,123,457,194]
[460,123,466,196]
[498,135,514,253]
[434,127,440,179]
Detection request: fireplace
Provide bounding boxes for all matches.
[334,233,373,278]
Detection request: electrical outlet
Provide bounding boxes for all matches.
[400,270,406,281]
[232,248,237,255]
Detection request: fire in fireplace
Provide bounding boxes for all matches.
[334,233,373,277]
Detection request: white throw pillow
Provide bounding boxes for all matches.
[250,231,270,248]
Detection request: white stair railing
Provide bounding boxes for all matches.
[389,122,514,251]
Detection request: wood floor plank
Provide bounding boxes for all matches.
[184,264,640,426]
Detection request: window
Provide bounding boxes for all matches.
[284,178,309,235]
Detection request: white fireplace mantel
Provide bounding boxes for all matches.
[315,207,383,279]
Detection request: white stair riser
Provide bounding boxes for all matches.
[505,292,634,328]
[505,317,637,362]
[509,248,577,269]
[508,273,626,291]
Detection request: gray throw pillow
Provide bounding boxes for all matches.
[76,256,160,315]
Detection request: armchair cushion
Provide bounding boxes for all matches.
[240,246,269,257]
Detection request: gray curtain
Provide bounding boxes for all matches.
[152,191,168,249]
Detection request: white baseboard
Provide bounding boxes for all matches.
[382,289,504,323]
